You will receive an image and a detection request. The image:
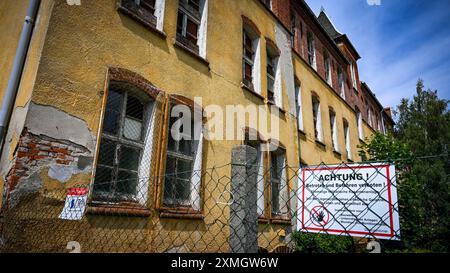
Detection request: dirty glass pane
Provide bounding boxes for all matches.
[119,145,141,171]
[176,178,191,204]
[97,138,116,166]
[103,89,124,135]
[167,116,178,152]
[270,153,279,179]
[271,179,280,214]
[93,166,113,193]
[117,170,138,196]
[177,159,193,180]
[126,95,144,120]
[123,117,143,141]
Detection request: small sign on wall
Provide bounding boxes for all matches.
[59,188,88,221]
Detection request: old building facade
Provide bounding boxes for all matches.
[0,0,393,252]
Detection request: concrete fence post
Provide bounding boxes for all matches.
[229,145,258,253]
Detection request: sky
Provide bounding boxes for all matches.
[304,0,450,111]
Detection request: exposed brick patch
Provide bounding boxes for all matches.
[4,128,91,196]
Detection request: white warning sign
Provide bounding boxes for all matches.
[59,188,88,221]
[298,163,400,240]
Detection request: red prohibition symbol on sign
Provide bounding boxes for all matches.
[310,205,330,227]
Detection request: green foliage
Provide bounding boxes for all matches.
[358,79,450,253]
[292,232,355,253]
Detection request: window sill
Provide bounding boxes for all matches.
[159,206,204,220]
[270,216,291,225]
[315,139,326,148]
[258,216,270,223]
[86,202,152,217]
[117,6,167,39]
[174,41,210,68]
[333,149,342,158]
[297,128,306,136]
[241,83,265,102]
[266,100,286,114]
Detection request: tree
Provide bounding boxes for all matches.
[360,79,450,252]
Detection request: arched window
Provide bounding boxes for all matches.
[242,15,261,94]
[93,73,164,205]
[343,118,351,160]
[267,139,289,219]
[161,95,204,212]
[311,93,323,142]
[329,107,338,152]
[355,106,363,140]
[243,127,266,217]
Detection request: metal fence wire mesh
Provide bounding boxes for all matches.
[0,155,431,253]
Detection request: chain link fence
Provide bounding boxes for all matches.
[0,145,445,253]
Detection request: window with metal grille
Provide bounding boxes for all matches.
[307,32,316,69]
[270,150,285,216]
[163,108,195,206]
[176,0,201,53]
[93,83,153,202]
[244,129,265,217]
[243,31,256,90]
[267,52,276,103]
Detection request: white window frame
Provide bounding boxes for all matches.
[344,121,351,160]
[350,62,357,90]
[307,32,316,70]
[243,27,261,94]
[295,83,303,131]
[330,110,339,152]
[356,110,364,140]
[324,52,332,86]
[176,0,208,58]
[338,66,345,99]
[312,96,323,142]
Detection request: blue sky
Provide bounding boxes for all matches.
[305,0,450,110]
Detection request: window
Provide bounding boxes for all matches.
[176,0,208,57]
[312,95,323,142]
[244,129,265,217]
[356,107,363,140]
[368,107,373,128]
[329,109,338,152]
[337,66,345,99]
[120,0,165,31]
[93,82,155,203]
[324,51,332,86]
[295,83,303,131]
[242,26,261,93]
[307,32,316,70]
[163,98,203,210]
[267,52,276,103]
[343,119,351,160]
[350,62,358,91]
[268,144,288,219]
